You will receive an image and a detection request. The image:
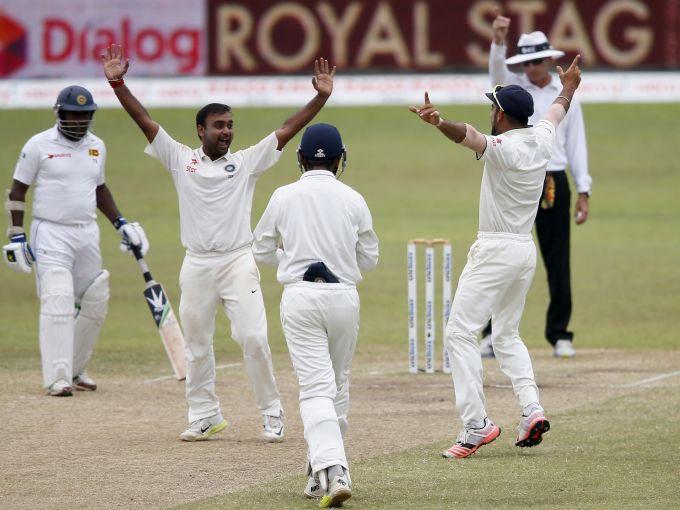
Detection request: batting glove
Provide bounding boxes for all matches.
[114,217,149,256]
[3,232,35,273]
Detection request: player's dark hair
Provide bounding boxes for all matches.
[196,103,231,127]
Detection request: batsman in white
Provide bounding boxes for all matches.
[409,55,583,458]
[3,85,149,397]
[253,123,378,507]
[101,44,337,442]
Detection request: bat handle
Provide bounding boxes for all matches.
[130,245,154,283]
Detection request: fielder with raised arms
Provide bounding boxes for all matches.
[3,85,149,397]
[101,44,337,443]
[253,123,379,507]
[410,55,583,458]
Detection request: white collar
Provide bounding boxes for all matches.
[197,145,230,162]
[300,170,336,179]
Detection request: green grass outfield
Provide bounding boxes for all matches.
[1,104,679,508]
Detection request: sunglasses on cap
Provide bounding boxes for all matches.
[491,84,504,112]
[523,58,546,67]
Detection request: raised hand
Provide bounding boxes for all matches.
[556,54,582,89]
[312,58,336,98]
[409,92,441,126]
[101,44,130,81]
[492,7,511,45]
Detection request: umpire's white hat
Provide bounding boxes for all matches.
[505,31,565,65]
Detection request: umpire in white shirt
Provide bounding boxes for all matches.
[481,12,593,358]
[253,123,379,507]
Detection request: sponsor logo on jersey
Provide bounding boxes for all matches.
[186,158,198,173]
[48,153,71,159]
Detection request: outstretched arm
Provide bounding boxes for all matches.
[101,45,159,143]
[544,55,582,128]
[489,8,516,87]
[409,92,487,154]
[274,58,336,150]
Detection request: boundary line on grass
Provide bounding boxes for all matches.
[143,362,241,384]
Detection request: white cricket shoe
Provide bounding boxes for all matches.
[554,339,576,358]
[179,414,227,442]
[479,335,495,358]
[262,412,285,443]
[48,379,73,397]
[73,372,97,391]
[319,466,352,508]
[304,464,324,499]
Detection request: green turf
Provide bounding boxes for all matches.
[1,104,679,375]
[180,387,680,510]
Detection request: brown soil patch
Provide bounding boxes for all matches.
[1,348,678,509]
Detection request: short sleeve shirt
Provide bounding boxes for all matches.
[477,120,556,235]
[13,126,106,224]
[144,127,282,252]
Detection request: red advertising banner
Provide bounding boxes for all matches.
[207,0,680,75]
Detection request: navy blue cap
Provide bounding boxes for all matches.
[299,123,344,161]
[485,85,533,123]
[54,85,97,112]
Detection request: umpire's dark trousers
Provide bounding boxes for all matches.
[483,170,574,345]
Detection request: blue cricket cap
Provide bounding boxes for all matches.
[299,123,344,161]
[485,85,534,124]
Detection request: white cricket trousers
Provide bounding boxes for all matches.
[446,232,541,427]
[30,219,104,387]
[280,282,360,473]
[179,246,282,422]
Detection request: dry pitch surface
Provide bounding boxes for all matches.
[2,348,679,509]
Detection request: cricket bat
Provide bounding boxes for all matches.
[130,245,186,381]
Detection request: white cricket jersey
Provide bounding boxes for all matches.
[489,42,592,193]
[252,170,379,286]
[477,119,557,235]
[144,126,282,253]
[13,126,106,225]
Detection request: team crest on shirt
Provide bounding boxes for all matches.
[89,149,99,157]
[224,164,236,179]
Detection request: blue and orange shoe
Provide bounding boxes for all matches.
[442,419,501,458]
[515,410,550,447]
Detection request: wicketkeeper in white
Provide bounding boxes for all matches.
[253,123,378,507]
[3,85,149,397]
[409,55,584,458]
[101,44,337,442]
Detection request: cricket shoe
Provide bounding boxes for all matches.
[442,418,501,458]
[479,335,495,358]
[179,414,227,442]
[304,461,324,499]
[553,339,575,358]
[515,409,550,448]
[48,379,73,397]
[73,372,97,391]
[262,411,285,443]
[319,466,352,508]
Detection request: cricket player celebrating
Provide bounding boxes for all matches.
[3,85,148,396]
[101,44,337,442]
[480,11,593,359]
[253,123,378,507]
[409,55,583,457]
